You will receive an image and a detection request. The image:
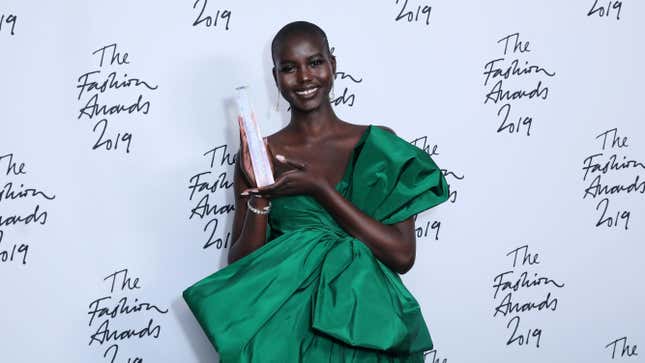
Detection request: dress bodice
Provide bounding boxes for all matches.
[267,125,371,238]
[269,193,345,237]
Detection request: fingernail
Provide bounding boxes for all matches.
[276,154,285,162]
[240,191,249,196]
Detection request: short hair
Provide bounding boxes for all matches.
[271,21,332,63]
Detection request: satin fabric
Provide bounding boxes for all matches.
[183,124,450,362]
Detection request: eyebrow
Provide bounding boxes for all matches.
[277,53,326,65]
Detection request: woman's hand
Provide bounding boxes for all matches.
[240,154,329,200]
[237,116,275,188]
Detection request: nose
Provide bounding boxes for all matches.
[297,65,312,83]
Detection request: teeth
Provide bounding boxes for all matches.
[296,87,318,96]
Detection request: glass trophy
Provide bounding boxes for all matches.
[235,86,275,187]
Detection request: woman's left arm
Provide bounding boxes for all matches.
[313,125,417,274]
[315,180,418,274]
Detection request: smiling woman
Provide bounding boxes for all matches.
[183,20,450,362]
[271,23,335,112]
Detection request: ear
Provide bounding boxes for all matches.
[272,66,278,86]
[330,55,337,74]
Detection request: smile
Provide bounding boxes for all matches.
[295,87,319,96]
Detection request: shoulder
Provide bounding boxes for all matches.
[265,127,287,144]
[264,127,292,155]
[373,124,396,135]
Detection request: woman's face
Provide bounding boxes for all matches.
[272,33,336,112]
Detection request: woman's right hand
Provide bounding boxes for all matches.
[237,116,275,189]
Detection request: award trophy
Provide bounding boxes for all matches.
[235,86,275,187]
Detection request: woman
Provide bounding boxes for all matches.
[184,21,450,362]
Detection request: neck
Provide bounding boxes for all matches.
[288,102,340,137]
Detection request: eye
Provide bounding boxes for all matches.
[310,58,324,67]
[279,64,295,73]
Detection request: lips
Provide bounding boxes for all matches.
[294,86,319,98]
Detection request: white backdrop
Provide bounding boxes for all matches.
[1,1,643,362]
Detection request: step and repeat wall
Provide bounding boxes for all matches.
[1,1,643,362]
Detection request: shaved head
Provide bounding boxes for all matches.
[271,21,332,64]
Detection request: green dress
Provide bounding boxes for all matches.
[183,124,450,363]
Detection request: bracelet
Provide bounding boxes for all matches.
[247,198,271,215]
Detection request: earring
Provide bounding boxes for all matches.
[330,83,335,100]
[274,91,280,112]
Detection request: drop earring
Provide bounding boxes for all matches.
[329,84,335,100]
[274,91,280,112]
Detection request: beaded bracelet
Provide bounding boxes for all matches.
[247,198,271,215]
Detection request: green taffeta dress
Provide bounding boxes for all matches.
[183,124,450,362]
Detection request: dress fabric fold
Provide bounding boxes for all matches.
[183,124,450,362]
